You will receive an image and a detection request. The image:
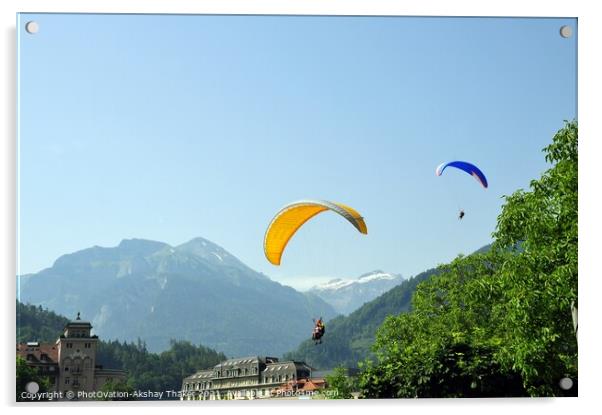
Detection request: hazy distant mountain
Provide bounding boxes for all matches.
[306,271,406,315]
[18,237,336,357]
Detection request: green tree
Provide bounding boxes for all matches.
[324,367,356,399]
[359,251,527,398]
[97,379,137,401]
[491,120,578,395]
[16,357,52,402]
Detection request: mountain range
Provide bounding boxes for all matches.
[18,235,491,364]
[306,271,406,315]
[18,237,337,357]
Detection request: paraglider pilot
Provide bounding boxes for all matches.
[458,209,465,220]
[312,318,325,345]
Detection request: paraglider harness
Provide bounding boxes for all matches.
[458,209,465,220]
[312,318,326,344]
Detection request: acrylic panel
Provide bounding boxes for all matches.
[16,13,577,401]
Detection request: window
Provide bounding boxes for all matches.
[65,377,70,385]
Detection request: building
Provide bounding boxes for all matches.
[181,356,326,400]
[17,313,127,399]
[17,342,59,381]
[271,377,327,399]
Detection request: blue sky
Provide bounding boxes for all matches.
[17,14,576,289]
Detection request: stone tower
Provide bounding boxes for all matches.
[56,312,99,395]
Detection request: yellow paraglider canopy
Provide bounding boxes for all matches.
[263,200,368,266]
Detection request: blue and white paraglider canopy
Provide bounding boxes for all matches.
[435,161,488,189]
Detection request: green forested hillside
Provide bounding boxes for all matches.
[283,267,440,369]
[16,302,226,396]
[96,339,226,393]
[17,302,70,343]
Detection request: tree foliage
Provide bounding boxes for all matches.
[16,302,70,343]
[491,120,578,395]
[95,339,227,394]
[97,379,137,401]
[324,367,356,399]
[16,356,52,401]
[360,121,578,397]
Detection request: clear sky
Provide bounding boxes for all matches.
[17,13,577,290]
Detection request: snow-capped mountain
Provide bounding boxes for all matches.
[306,271,406,315]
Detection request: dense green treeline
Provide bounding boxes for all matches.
[96,339,226,393]
[359,121,578,398]
[17,302,70,343]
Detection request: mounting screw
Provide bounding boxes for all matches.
[559,25,572,38]
[25,21,39,34]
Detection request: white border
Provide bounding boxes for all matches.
[2,1,600,415]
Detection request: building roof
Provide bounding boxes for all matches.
[16,343,59,364]
[66,321,92,326]
[64,312,92,328]
[184,369,214,381]
[214,356,261,367]
[264,361,312,373]
[271,378,327,395]
[301,378,326,391]
[264,361,295,372]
